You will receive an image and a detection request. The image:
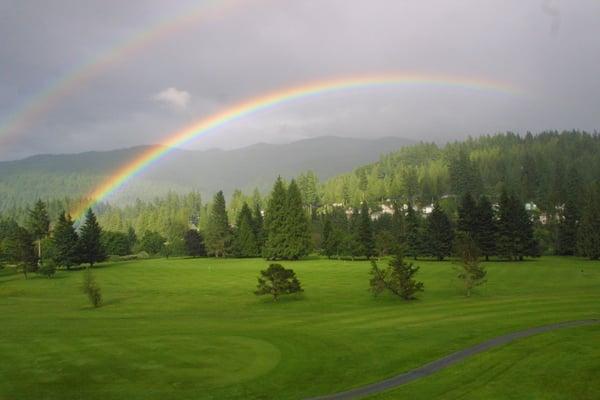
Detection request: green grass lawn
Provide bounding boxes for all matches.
[0,256,598,400]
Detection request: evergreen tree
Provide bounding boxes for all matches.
[425,203,454,260]
[232,203,259,257]
[457,192,477,235]
[496,190,518,259]
[206,191,230,257]
[254,263,303,301]
[556,197,579,255]
[474,196,497,260]
[454,232,487,297]
[283,179,312,260]
[264,177,288,260]
[183,229,205,257]
[369,253,424,300]
[27,199,50,263]
[101,231,131,256]
[358,201,375,259]
[405,204,423,259]
[321,215,336,259]
[578,184,600,260]
[79,208,106,267]
[252,203,265,251]
[52,212,79,269]
[1,221,37,278]
[390,202,405,252]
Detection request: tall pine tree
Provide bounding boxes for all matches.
[27,199,50,264]
[79,209,106,267]
[578,184,600,260]
[263,177,288,260]
[474,196,497,260]
[52,212,80,269]
[232,203,259,257]
[405,203,423,259]
[358,201,375,259]
[206,191,230,257]
[283,179,312,260]
[425,203,454,261]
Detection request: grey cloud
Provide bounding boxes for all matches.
[0,0,599,160]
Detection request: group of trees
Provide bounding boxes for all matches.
[0,202,106,276]
[319,189,540,262]
[203,178,311,260]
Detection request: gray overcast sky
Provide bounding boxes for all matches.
[0,0,599,160]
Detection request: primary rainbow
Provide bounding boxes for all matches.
[0,0,238,150]
[71,73,523,219]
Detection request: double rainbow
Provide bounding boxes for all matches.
[71,73,523,219]
[0,0,238,149]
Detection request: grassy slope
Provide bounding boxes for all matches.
[0,257,598,400]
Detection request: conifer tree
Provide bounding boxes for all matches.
[556,197,579,255]
[405,203,423,259]
[474,196,497,260]
[252,203,265,251]
[283,179,312,260]
[321,215,336,259]
[27,199,50,263]
[358,201,375,259]
[457,192,477,235]
[232,203,259,257]
[263,177,288,260]
[52,212,80,269]
[425,203,454,260]
[79,208,106,267]
[1,221,37,278]
[206,191,230,257]
[496,190,518,259]
[578,184,600,260]
[183,229,205,257]
[391,202,405,251]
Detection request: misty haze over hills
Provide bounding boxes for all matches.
[0,136,413,207]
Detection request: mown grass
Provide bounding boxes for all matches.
[0,256,598,400]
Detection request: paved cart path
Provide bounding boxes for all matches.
[307,319,600,400]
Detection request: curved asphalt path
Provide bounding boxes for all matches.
[307,319,600,400]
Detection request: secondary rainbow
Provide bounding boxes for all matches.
[71,73,523,219]
[0,0,238,150]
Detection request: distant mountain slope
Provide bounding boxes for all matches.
[0,136,414,208]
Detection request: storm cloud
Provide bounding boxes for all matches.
[0,0,599,160]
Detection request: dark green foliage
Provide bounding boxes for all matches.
[27,199,50,262]
[52,212,80,269]
[320,216,335,258]
[37,262,57,278]
[448,150,482,198]
[79,209,106,267]
[127,226,137,251]
[263,177,288,260]
[183,229,205,257]
[474,196,497,260]
[556,198,579,255]
[101,231,132,256]
[206,191,231,257]
[369,253,424,300]
[252,203,265,251]
[405,204,422,259]
[578,184,600,260]
[374,230,395,257]
[140,231,166,255]
[232,203,259,257]
[457,193,477,235]
[0,221,37,278]
[254,263,303,301]
[454,232,487,297]
[497,191,539,260]
[425,203,454,261]
[358,202,375,259]
[283,180,312,260]
[82,268,102,308]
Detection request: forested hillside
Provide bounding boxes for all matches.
[321,131,600,211]
[0,136,413,210]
